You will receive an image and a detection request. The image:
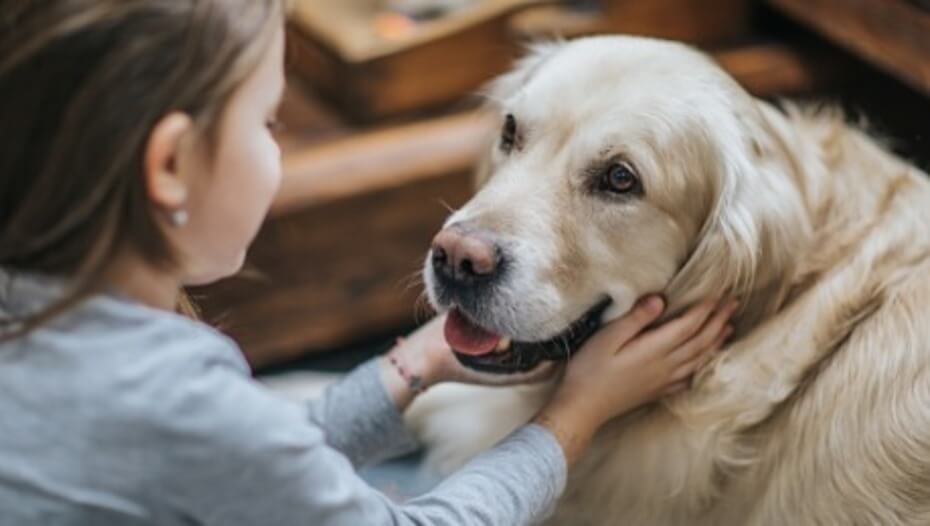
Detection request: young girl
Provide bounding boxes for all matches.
[0,1,736,524]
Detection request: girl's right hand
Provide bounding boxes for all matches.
[534,295,737,464]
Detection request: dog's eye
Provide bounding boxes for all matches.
[601,161,640,194]
[500,114,517,153]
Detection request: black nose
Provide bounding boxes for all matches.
[431,225,501,283]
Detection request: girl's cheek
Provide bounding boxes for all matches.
[262,135,283,194]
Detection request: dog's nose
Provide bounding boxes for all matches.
[431,226,500,281]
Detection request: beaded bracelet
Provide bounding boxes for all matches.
[387,337,428,395]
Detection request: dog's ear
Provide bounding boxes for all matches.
[665,99,812,314]
[473,41,564,188]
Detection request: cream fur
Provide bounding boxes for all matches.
[409,35,930,524]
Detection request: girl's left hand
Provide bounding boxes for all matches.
[391,314,557,389]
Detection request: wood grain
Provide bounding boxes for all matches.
[769,0,930,95]
[289,0,754,120]
[274,112,492,214]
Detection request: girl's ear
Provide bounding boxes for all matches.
[144,112,194,211]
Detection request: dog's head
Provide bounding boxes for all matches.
[424,36,808,373]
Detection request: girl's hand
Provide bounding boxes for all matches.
[535,295,737,464]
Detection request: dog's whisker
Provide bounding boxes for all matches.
[436,199,458,215]
[559,336,572,361]
[412,292,436,324]
[399,269,425,292]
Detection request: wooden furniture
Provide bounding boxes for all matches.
[195,35,859,369]
[768,0,930,96]
[287,0,752,120]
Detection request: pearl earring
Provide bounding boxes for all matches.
[169,209,189,227]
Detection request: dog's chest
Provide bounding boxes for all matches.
[549,406,744,525]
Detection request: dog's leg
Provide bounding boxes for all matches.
[406,382,553,474]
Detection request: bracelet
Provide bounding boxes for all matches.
[387,338,428,395]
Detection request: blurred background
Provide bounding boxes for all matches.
[192,0,930,376]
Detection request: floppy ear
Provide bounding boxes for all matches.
[473,41,564,188]
[664,99,812,318]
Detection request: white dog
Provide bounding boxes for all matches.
[409,35,930,524]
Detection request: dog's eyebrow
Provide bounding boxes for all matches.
[499,44,562,101]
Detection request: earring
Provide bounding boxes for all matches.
[169,209,189,227]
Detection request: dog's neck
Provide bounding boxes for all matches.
[665,101,920,338]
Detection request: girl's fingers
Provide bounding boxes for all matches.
[695,325,733,370]
[668,300,738,365]
[710,325,734,353]
[586,295,665,355]
[629,299,718,356]
[661,380,690,396]
[671,325,732,381]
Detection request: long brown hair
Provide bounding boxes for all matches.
[0,0,284,337]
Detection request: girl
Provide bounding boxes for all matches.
[0,1,735,524]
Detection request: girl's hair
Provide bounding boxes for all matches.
[0,0,284,337]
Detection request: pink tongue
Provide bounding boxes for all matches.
[444,308,502,356]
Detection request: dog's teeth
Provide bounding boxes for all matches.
[496,337,512,352]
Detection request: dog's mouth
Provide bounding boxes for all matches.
[443,298,612,374]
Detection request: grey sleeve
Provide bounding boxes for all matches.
[306,358,419,467]
[158,352,567,526]
[403,424,566,525]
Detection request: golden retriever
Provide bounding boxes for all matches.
[409,35,930,525]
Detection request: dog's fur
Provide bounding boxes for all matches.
[408,36,930,524]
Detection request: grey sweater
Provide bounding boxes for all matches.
[0,269,566,525]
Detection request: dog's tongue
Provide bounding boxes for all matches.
[444,308,502,356]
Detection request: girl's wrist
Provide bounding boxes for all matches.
[380,344,435,412]
[533,399,600,466]
[387,338,445,393]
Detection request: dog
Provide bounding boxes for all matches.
[408,35,930,524]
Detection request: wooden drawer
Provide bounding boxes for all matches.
[288,0,753,121]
